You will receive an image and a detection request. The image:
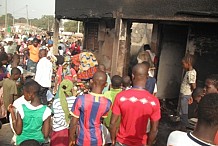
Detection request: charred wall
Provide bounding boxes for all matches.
[156,25,188,99]
[187,23,218,86]
[156,23,218,99]
[56,0,218,22]
[82,20,115,73]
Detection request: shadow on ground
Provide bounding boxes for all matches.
[154,98,183,146]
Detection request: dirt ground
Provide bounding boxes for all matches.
[0,123,13,146]
[0,99,185,146]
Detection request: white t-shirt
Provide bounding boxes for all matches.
[52,96,76,131]
[35,57,53,88]
[10,96,44,145]
[7,65,24,75]
[146,50,155,63]
[17,103,51,121]
[10,96,30,132]
[167,131,215,146]
[180,69,197,95]
[47,47,54,57]
[12,96,29,109]
[59,50,64,56]
[102,73,111,93]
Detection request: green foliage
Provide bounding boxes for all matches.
[30,15,54,30]
[0,13,14,26]
[0,14,54,31]
[0,14,84,33]
[64,20,83,32]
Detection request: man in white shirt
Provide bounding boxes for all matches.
[167,93,218,146]
[35,49,53,104]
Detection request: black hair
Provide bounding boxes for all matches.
[11,67,21,75]
[111,75,122,89]
[198,93,218,126]
[20,139,40,146]
[32,38,39,43]
[13,53,19,59]
[206,74,218,89]
[25,75,34,80]
[23,80,40,96]
[71,63,75,69]
[58,46,62,50]
[142,61,150,68]
[56,55,64,65]
[143,44,151,51]
[192,87,204,99]
[182,53,195,66]
[122,76,131,87]
[41,40,46,46]
[0,52,8,62]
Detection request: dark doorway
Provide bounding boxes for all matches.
[188,24,218,87]
[156,24,189,99]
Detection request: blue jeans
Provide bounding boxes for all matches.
[180,95,191,115]
[27,59,37,73]
[180,94,191,126]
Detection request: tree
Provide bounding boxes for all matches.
[17,17,27,23]
[0,13,14,27]
[30,15,54,31]
[64,20,83,32]
[0,14,55,31]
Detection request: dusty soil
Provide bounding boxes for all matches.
[0,99,186,146]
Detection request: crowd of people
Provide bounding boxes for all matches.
[0,33,217,146]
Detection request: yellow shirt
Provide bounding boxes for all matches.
[28,45,39,62]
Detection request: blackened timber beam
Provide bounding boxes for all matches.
[111,11,122,76]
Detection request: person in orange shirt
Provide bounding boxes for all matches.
[26,38,40,73]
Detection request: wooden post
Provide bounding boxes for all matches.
[122,21,132,76]
[53,18,60,55]
[111,12,122,76]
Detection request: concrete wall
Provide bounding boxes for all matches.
[130,23,153,56]
[156,25,188,99]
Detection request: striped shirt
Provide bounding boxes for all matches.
[52,96,76,131]
[71,93,111,146]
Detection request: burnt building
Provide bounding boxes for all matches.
[55,0,218,99]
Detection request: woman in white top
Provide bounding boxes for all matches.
[51,79,77,146]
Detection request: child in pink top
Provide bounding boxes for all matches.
[57,62,77,86]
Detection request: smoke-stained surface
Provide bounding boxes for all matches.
[56,0,218,22]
